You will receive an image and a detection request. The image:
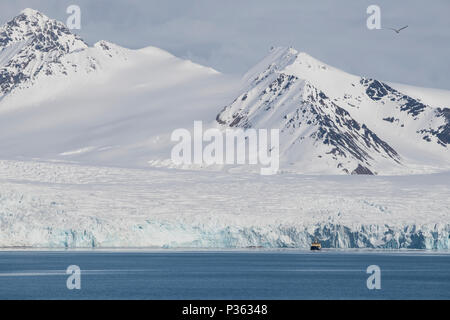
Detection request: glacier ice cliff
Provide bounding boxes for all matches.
[0,160,448,250]
[11,221,449,250]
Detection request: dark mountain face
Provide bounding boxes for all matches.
[217,73,401,174]
[421,107,450,146]
[436,108,450,144]
[361,78,449,147]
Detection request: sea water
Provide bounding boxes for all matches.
[0,250,448,299]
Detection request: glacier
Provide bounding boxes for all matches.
[0,160,448,249]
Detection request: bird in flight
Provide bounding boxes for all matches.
[387,25,408,34]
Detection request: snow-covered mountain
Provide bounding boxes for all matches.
[0,9,237,167]
[217,47,450,174]
[0,9,448,175]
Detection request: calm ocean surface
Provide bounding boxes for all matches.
[0,250,448,299]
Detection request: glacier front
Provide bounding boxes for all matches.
[0,160,448,249]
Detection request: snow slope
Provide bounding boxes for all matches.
[0,159,448,249]
[0,9,239,168]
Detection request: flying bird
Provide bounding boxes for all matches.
[387,25,408,34]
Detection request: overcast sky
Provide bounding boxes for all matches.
[1,0,449,89]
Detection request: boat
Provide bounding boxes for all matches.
[310,239,321,251]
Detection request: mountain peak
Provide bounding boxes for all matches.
[0,8,88,97]
[270,46,298,55]
[243,46,297,84]
[244,47,334,87]
[0,8,87,49]
[262,47,327,70]
[20,8,45,18]
[12,8,50,29]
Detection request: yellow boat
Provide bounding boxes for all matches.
[310,239,321,251]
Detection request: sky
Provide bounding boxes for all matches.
[1,0,449,90]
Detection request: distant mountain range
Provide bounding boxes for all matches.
[0,9,449,174]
